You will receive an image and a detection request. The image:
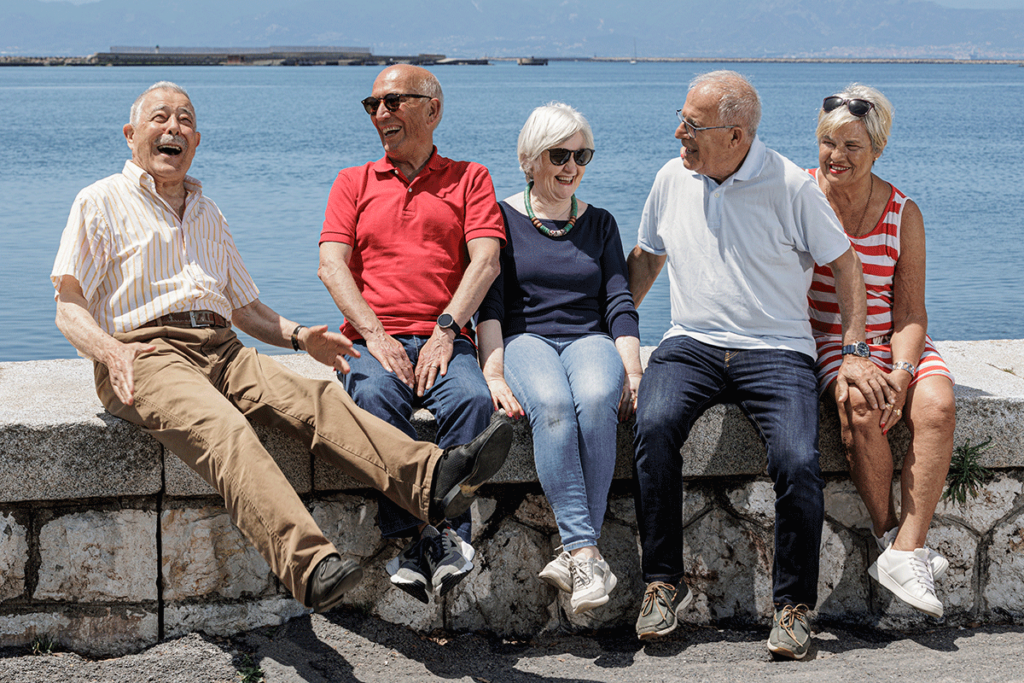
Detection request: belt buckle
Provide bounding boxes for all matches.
[189,311,211,328]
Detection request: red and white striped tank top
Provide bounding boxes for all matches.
[808,172,905,339]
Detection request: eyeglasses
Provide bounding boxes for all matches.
[360,93,432,115]
[822,96,875,118]
[546,147,595,166]
[675,110,736,137]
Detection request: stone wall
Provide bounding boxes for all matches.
[0,341,1022,656]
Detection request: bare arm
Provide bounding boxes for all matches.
[412,235,501,396]
[476,318,523,418]
[829,245,891,410]
[54,275,155,405]
[318,241,414,385]
[627,246,667,308]
[231,298,358,375]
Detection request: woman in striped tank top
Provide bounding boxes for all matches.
[808,85,955,619]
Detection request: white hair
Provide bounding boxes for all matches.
[129,81,193,128]
[689,70,761,138]
[516,102,595,181]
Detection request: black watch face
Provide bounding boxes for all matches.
[438,314,456,331]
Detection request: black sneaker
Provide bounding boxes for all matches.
[306,555,363,613]
[423,524,475,597]
[387,536,431,604]
[430,417,513,523]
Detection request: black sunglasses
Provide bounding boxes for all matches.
[360,93,432,115]
[822,96,875,118]
[547,148,595,166]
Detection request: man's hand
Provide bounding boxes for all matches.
[835,355,892,411]
[365,332,415,387]
[413,327,455,396]
[302,325,360,375]
[101,340,156,405]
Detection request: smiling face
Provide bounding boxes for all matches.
[675,86,739,183]
[123,88,199,189]
[818,119,877,188]
[528,131,587,205]
[369,65,439,170]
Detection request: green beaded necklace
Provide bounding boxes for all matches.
[524,181,577,238]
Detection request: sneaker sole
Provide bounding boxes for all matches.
[538,571,572,593]
[440,421,513,519]
[767,640,809,660]
[571,592,610,615]
[433,564,473,597]
[637,587,694,640]
[390,575,430,604]
[868,561,944,618]
[312,562,363,613]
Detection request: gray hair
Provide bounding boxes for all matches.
[517,102,595,181]
[689,70,761,138]
[416,69,444,119]
[129,81,193,128]
[816,83,894,155]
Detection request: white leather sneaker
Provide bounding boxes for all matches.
[869,546,943,618]
[876,527,949,579]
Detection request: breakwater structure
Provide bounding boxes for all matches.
[0,341,1022,656]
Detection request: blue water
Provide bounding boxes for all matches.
[1,62,1022,362]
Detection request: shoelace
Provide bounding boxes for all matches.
[908,551,936,593]
[570,558,594,591]
[776,604,809,641]
[639,581,677,619]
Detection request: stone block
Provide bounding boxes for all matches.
[35,510,157,602]
[824,479,872,531]
[727,480,776,524]
[511,493,557,532]
[163,422,312,497]
[935,474,1024,533]
[817,520,871,618]
[0,513,28,601]
[311,495,385,561]
[161,507,273,601]
[0,360,162,502]
[0,608,158,657]
[163,596,307,641]
[447,520,551,636]
[983,510,1024,619]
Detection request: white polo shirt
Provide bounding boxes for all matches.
[637,136,850,359]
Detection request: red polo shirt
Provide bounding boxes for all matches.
[321,149,505,340]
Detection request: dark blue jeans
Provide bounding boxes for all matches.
[342,335,492,543]
[633,335,824,608]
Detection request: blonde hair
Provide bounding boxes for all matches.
[816,83,894,155]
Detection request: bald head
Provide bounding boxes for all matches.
[374,64,444,121]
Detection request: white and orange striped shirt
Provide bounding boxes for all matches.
[51,161,260,335]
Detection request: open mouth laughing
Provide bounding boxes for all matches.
[156,135,186,156]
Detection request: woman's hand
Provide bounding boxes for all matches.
[486,377,524,419]
[880,369,913,433]
[618,371,643,422]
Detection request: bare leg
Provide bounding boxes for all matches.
[892,376,955,551]
[830,382,898,537]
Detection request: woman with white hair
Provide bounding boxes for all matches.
[477,102,642,615]
[808,84,955,618]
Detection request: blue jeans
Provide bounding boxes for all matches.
[633,335,824,607]
[504,333,624,552]
[342,336,493,542]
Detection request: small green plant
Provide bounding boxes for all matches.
[237,654,265,683]
[943,436,995,505]
[30,635,55,656]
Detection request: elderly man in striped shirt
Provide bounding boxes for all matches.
[50,81,512,615]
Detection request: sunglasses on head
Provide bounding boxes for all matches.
[360,92,432,115]
[822,96,875,118]
[547,147,595,166]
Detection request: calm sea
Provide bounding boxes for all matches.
[1,61,1022,362]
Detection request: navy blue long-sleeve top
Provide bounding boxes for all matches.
[478,201,640,340]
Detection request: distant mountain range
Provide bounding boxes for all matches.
[3,0,1023,59]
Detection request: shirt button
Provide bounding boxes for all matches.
[408,188,412,193]
[714,192,720,197]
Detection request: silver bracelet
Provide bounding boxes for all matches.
[892,360,916,376]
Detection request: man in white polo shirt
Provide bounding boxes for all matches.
[627,71,889,659]
[50,81,511,616]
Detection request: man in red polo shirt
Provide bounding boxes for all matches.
[318,65,505,604]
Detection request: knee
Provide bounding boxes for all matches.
[348,374,410,414]
[908,387,956,437]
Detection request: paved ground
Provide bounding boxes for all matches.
[1,613,1023,682]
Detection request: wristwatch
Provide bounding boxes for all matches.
[841,341,871,358]
[436,313,461,335]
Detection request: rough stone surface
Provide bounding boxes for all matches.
[935,474,1024,533]
[0,608,158,657]
[35,510,157,602]
[983,510,1024,621]
[161,507,273,602]
[563,518,645,630]
[0,513,28,601]
[824,479,872,531]
[163,596,307,641]
[727,479,776,523]
[817,519,871,619]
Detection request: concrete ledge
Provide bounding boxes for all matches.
[1,341,1023,655]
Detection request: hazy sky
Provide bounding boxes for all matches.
[40,0,1024,6]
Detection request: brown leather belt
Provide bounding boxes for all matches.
[140,311,229,329]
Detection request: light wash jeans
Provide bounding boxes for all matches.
[503,333,624,552]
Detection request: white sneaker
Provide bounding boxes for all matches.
[876,527,949,579]
[539,550,572,593]
[569,557,616,615]
[868,546,943,618]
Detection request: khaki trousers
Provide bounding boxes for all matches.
[95,325,443,607]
